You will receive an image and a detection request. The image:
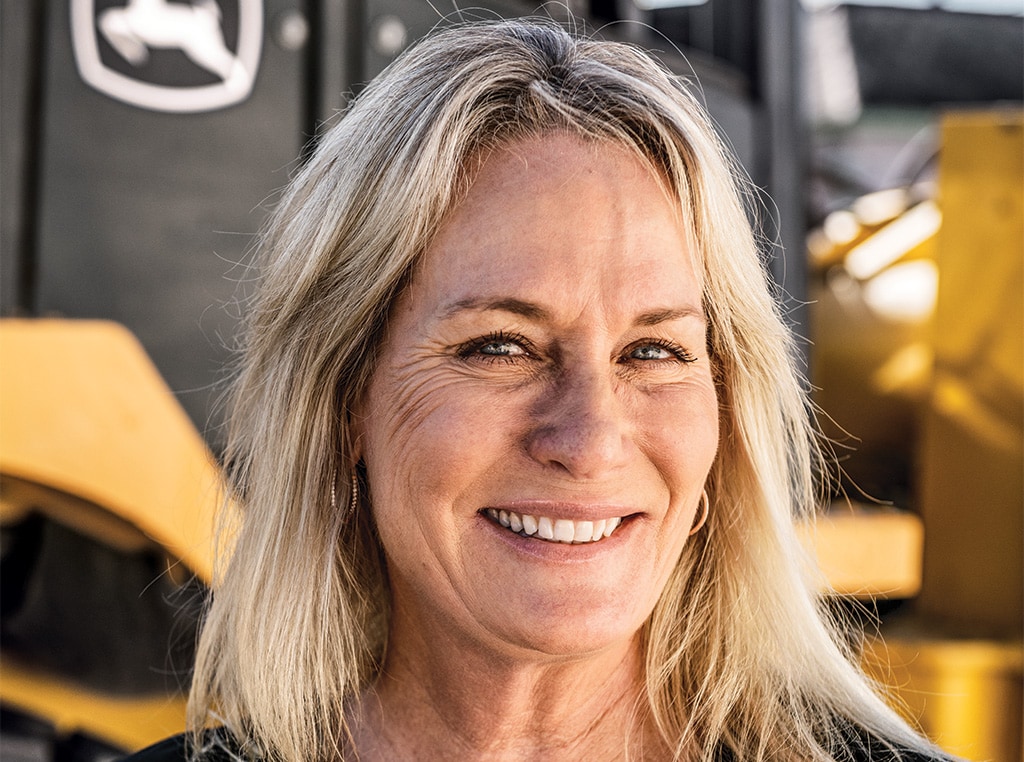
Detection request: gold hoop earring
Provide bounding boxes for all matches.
[348,471,359,515]
[331,471,359,517]
[689,489,709,536]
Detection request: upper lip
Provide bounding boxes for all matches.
[480,500,640,522]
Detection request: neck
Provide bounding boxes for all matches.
[348,610,668,761]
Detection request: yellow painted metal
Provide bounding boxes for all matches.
[0,318,222,583]
[0,318,229,750]
[1,659,188,752]
[809,221,939,518]
[809,109,1023,758]
[863,635,1023,762]
[916,110,1024,635]
[856,109,1024,762]
[797,504,924,598]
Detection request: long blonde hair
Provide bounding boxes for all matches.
[189,18,936,761]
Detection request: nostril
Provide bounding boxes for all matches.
[525,416,631,479]
[523,370,632,478]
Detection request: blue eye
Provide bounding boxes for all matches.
[624,340,697,364]
[479,340,526,357]
[457,331,534,363]
[630,344,673,361]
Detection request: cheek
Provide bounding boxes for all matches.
[643,383,719,464]
[360,365,518,521]
[642,384,719,530]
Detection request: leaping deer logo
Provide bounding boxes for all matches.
[98,0,248,90]
[71,0,263,113]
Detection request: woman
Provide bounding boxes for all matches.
[130,18,950,762]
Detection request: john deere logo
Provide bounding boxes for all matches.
[71,0,263,113]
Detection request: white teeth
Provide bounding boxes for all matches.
[522,514,538,535]
[604,517,621,536]
[573,520,594,543]
[553,519,575,543]
[537,516,554,540]
[485,509,625,545]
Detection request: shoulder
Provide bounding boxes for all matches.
[713,721,957,762]
[841,747,956,762]
[120,735,189,761]
[830,722,958,762]
[120,731,247,761]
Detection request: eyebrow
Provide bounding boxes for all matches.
[440,298,705,326]
[441,297,550,321]
[634,307,706,326]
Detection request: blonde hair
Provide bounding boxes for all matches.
[189,18,937,761]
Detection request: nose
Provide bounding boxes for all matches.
[525,367,632,480]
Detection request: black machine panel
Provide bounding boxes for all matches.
[21,0,309,446]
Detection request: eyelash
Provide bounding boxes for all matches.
[456,331,535,363]
[457,332,698,365]
[623,339,698,365]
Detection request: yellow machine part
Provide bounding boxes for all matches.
[1,660,189,752]
[863,635,1023,762]
[0,319,222,583]
[796,505,924,599]
[915,110,1024,636]
[876,110,1024,762]
[808,109,1023,760]
[0,319,226,751]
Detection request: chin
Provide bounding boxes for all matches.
[474,593,652,662]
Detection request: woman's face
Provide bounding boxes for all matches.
[357,134,719,660]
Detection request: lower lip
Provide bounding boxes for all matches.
[478,512,635,563]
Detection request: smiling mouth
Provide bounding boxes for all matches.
[484,508,624,544]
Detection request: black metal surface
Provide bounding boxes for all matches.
[1,706,126,761]
[848,6,1024,105]
[1,0,49,315]
[1,502,204,695]
[25,0,308,447]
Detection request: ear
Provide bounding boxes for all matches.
[345,396,367,466]
[350,430,364,465]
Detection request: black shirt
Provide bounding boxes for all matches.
[122,730,955,762]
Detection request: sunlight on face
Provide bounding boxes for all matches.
[357,134,719,662]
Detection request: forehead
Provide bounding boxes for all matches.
[453,134,678,228]
[405,133,701,321]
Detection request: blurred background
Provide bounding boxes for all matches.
[1,0,1021,759]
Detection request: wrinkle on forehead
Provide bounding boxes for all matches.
[397,133,697,330]
[435,134,694,260]
[386,131,706,357]
[459,132,685,226]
